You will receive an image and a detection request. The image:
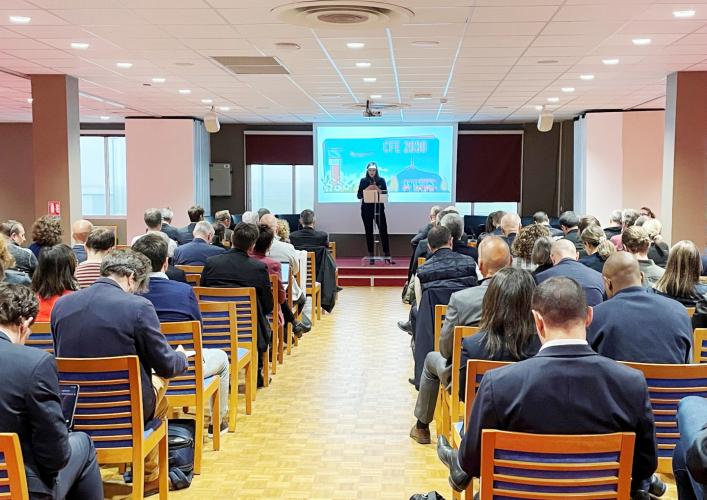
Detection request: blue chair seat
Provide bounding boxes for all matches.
[144,417,163,439]
[454,421,463,434]
[204,375,215,388]
[237,347,249,360]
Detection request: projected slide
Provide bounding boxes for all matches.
[316,125,455,203]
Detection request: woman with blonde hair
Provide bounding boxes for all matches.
[277,219,291,243]
[643,219,669,268]
[578,225,616,273]
[578,215,600,236]
[650,240,707,306]
[622,226,664,288]
[511,224,551,271]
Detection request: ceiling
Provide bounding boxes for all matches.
[0,0,705,124]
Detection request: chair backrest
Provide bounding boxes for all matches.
[450,326,480,423]
[26,322,53,353]
[695,328,707,364]
[434,305,447,351]
[0,433,29,500]
[56,356,144,462]
[198,301,241,362]
[160,321,204,399]
[328,242,337,262]
[266,274,278,332]
[467,240,477,248]
[621,361,707,471]
[478,430,635,500]
[175,265,204,275]
[185,274,201,287]
[306,252,316,290]
[687,307,696,317]
[116,245,131,251]
[464,359,515,424]
[417,257,426,268]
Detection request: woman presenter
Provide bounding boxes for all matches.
[357,162,392,264]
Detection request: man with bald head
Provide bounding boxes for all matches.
[410,236,511,444]
[71,219,93,263]
[587,252,691,364]
[534,239,605,306]
[500,213,522,248]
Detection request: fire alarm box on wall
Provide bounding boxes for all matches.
[210,163,232,197]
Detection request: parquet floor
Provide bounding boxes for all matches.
[102,286,678,500]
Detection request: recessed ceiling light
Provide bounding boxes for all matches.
[27,98,33,103]
[538,60,559,64]
[411,41,439,47]
[71,42,89,49]
[219,106,230,111]
[100,116,110,120]
[562,87,575,92]
[356,62,371,68]
[603,59,619,65]
[535,106,543,110]
[175,62,194,66]
[674,10,696,17]
[370,94,382,99]
[363,77,377,83]
[116,62,132,68]
[9,16,31,24]
[201,99,212,104]
[152,77,166,83]
[414,94,432,100]
[632,38,651,45]
[547,97,559,102]
[179,89,191,94]
[580,74,595,80]
[347,42,365,49]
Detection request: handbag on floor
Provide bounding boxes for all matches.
[167,419,196,489]
[409,492,448,500]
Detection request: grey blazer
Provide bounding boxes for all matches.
[438,279,490,361]
[639,259,665,288]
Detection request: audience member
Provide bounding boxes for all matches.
[75,228,115,289]
[201,223,274,387]
[577,215,600,236]
[530,236,554,277]
[28,215,62,258]
[476,211,506,242]
[558,211,586,257]
[52,249,189,490]
[214,210,234,242]
[177,205,205,245]
[535,239,605,306]
[160,207,179,242]
[241,211,259,225]
[71,219,93,263]
[212,222,228,250]
[611,208,640,250]
[459,267,541,400]
[578,225,615,273]
[0,235,30,285]
[499,213,521,248]
[640,207,656,218]
[650,240,707,307]
[511,224,551,271]
[0,283,103,500]
[0,220,37,275]
[289,209,329,249]
[588,252,691,364]
[252,224,308,336]
[132,234,230,437]
[604,209,623,240]
[643,219,669,268]
[532,211,563,237]
[257,208,271,218]
[673,396,707,500]
[409,236,510,444]
[438,277,657,498]
[440,213,476,260]
[408,209,469,281]
[411,206,441,250]
[635,215,648,227]
[276,219,291,242]
[622,226,664,288]
[173,221,225,266]
[31,244,78,322]
[132,208,178,257]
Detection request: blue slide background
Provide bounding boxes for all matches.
[316,125,455,203]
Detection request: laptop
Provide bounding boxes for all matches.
[59,384,80,430]
[281,262,290,285]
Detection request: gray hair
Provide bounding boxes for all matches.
[161,207,173,222]
[635,216,648,227]
[441,213,464,240]
[610,210,622,224]
[144,208,163,229]
[242,211,259,225]
[193,221,214,237]
[214,210,230,223]
[300,209,315,226]
[100,249,151,293]
[531,236,554,266]
[621,209,640,227]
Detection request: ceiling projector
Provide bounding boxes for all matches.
[363,100,382,118]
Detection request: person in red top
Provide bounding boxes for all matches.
[252,224,309,337]
[30,244,78,322]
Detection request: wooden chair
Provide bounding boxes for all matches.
[175,265,204,276]
[185,274,201,287]
[193,287,263,390]
[328,242,337,262]
[116,245,131,251]
[292,269,302,348]
[160,321,220,475]
[0,433,29,500]
[266,274,281,373]
[25,322,53,353]
[418,257,426,268]
[477,430,635,500]
[621,361,707,474]
[687,307,696,317]
[56,356,169,500]
[433,305,447,351]
[306,252,322,325]
[279,264,294,358]
[467,241,477,248]
[694,328,707,363]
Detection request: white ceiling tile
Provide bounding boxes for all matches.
[0,9,70,25]
[48,9,150,25]
[470,6,559,22]
[133,9,226,25]
[554,4,650,21]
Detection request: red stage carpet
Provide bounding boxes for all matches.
[337,257,408,287]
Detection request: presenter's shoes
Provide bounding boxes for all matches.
[370,258,375,265]
[410,425,431,444]
[398,320,413,335]
[649,475,668,497]
[437,436,472,492]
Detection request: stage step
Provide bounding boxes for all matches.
[338,266,407,277]
[339,275,408,287]
[336,257,408,287]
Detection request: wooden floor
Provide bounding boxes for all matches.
[103,286,678,500]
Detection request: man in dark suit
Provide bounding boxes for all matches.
[0,283,103,500]
[559,210,587,257]
[173,221,225,266]
[673,396,707,500]
[407,209,470,281]
[500,212,521,248]
[588,252,692,364]
[436,277,658,499]
[71,219,92,263]
[533,211,564,237]
[535,239,605,306]
[160,207,179,242]
[411,206,441,250]
[442,213,477,261]
[51,249,189,490]
[201,222,274,387]
[289,209,329,249]
[177,205,204,245]
[0,220,37,275]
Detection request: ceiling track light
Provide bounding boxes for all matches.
[356,62,371,68]
[547,97,559,102]
[117,62,132,68]
[179,89,191,94]
[632,38,651,45]
[580,74,595,80]
[71,42,89,49]
[363,77,376,83]
[347,42,365,49]
[603,59,619,65]
[562,87,575,92]
[9,16,31,24]
[674,10,696,17]
[152,78,165,83]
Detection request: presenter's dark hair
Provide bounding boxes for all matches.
[365,162,381,182]
[427,226,451,250]
[231,222,259,252]
[254,224,275,254]
[31,244,79,300]
[532,277,588,328]
[132,234,168,273]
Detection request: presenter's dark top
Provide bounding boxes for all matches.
[357,177,387,212]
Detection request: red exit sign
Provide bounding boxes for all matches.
[48,201,60,217]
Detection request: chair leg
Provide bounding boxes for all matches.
[286,323,292,356]
[262,352,269,387]
[212,384,221,451]
[442,401,451,441]
[270,339,277,375]
[316,289,321,320]
[434,392,443,439]
[229,370,238,432]
[244,362,252,416]
[309,293,316,327]
[194,403,204,475]
[278,325,284,364]
[158,421,169,500]
[131,457,144,500]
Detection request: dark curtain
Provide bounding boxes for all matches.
[245,134,313,165]
[456,134,522,203]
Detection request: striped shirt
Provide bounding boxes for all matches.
[75,261,102,289]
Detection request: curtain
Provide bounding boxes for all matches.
[245,134,313,165]
[193,121,211,215]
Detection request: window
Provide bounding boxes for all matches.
[248,164,314,215]
[454,202,518,216]
[80,136,127,217]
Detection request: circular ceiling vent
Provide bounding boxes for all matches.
[272,1,414,30]
[343,102,410,110]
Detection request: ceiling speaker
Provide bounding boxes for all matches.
[537,108,554,133]
[204,110,220,133]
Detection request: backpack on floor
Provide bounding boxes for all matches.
[168,419,196,489]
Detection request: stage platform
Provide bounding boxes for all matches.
[337,257,408,287]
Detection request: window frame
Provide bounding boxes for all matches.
[246,163,314,215]
[80,133,127,219]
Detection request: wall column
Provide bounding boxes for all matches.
[30,74,82,244]
[662,71,707,248]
